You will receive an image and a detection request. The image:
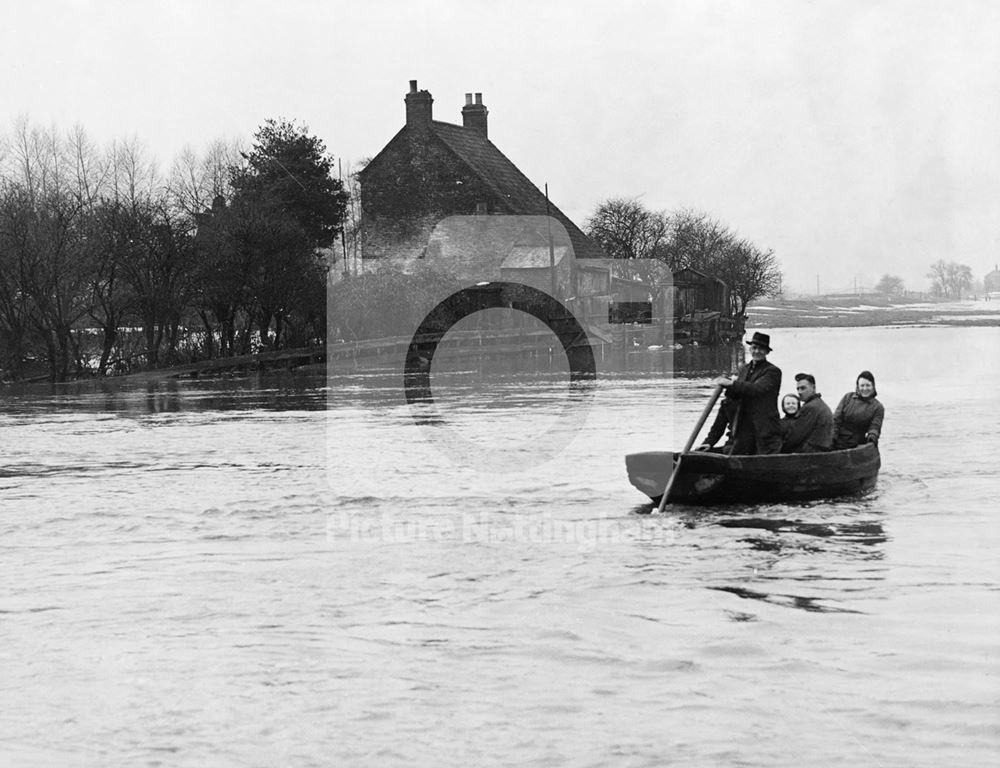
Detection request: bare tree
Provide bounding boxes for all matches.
[0,186,39,379]
[927,260,972,299]
[167,137,242,218]
[85,200,136,373]
[68,124,111,208]
[703,238,782,319]
[665,209,735,271]
[585,197,671,262]
[584,199,783,333]
[1,120,94,380]
[875,274,905,296]
[584,197,674,292]
[65,126,133,375]
[338,158,368,277]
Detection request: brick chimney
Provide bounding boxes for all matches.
[462,92,488,137]
[405,79,433,126]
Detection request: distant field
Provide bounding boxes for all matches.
[746,295,1000,328]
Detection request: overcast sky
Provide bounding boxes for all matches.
[3,0,998,293]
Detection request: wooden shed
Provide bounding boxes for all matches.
[670,267,734,344]
[671,268,730,319]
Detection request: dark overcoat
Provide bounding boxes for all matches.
[704,393,739,448]
[833,393,884,449]
[728,358,782,454]
[782,393,834,453]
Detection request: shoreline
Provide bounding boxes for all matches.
[745,295,1000,329]
[4,302,998,388]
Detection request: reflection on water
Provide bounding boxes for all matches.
[709,585,866,614]
[669,342,744,376]
[2,370,328,415]
[715,516,887,546]
[1,327,999,767]
[331,334,746,380]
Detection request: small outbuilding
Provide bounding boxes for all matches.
[499,245,573,297]
[984,265,1000,294]
[670,267,733,343]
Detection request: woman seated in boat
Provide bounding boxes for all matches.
[833,370,884,449]
[779,393,801,442]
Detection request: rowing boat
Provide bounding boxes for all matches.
[625,443,880,506]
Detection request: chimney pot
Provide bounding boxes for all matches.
[405,81,433,126]
[462,92,488,137]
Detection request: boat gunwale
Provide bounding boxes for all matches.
[625,443,881,505]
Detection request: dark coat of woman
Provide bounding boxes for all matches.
[728,359,783,454]
[833,371,884,449]
[779,395,800,444]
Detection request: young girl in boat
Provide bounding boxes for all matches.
[833,370,884,449]
[779,393,801,443]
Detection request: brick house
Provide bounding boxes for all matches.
[357,81,609,314]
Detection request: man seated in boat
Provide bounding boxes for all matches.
[780,373,833,453]
[712,331,782,455]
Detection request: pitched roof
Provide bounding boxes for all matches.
[428,121,606,261]
[673,266,726,286]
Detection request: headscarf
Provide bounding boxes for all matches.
[781,393,801,416]
[855,370,877,398]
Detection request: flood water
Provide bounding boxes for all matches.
[1,325,998,767]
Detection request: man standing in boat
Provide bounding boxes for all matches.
[712,332,782,454]
[780,373,834,453]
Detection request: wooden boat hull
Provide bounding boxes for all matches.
[625,444,880,505]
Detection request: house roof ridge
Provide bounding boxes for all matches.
[428,121,604,259]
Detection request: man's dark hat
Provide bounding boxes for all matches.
[745,331,773,352]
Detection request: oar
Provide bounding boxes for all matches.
[656,384,724,513]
